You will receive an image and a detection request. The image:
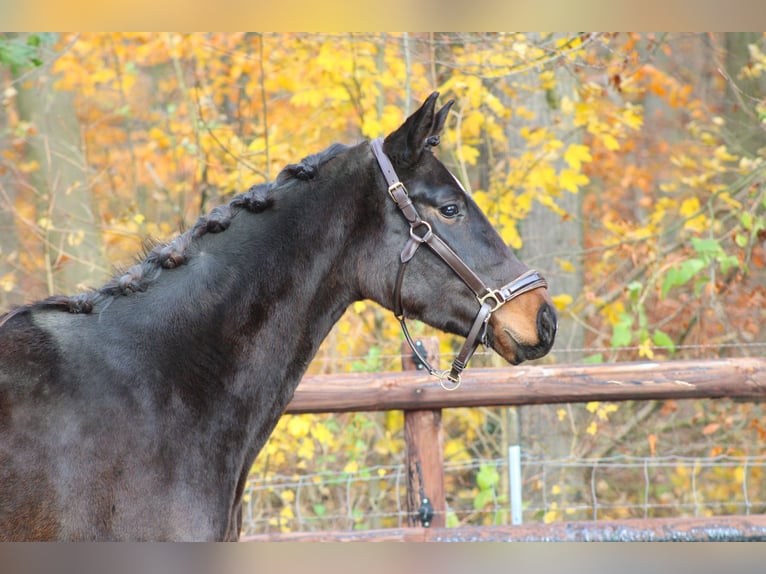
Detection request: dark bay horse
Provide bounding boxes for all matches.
[0,93,556,540]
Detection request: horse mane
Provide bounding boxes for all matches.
[0,141,352,326]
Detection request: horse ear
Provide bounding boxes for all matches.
[431,99,454,139]
[384,92,453,164]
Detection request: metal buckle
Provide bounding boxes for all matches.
[477,289,505,312]
[388,181,407,202]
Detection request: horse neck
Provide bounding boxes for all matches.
[114,173,365,414]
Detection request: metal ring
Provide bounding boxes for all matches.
[409,221,433,243]
[438,371,462,391]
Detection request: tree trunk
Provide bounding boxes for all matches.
[505,32,587,507]
[14,62,104,296]
[0,107,19,309]
[723,33,766,157]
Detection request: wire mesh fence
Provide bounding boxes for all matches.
[241,451,766,536]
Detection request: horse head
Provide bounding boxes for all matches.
[361,92,557,379]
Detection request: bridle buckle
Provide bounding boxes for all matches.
[388,181,406,201]
[477,289,506,313]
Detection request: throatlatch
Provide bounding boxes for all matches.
[370,137,548,390]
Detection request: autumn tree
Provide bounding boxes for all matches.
[1,32,764,532]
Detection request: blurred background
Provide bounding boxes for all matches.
[1,32,765,535]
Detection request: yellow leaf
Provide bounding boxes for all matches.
[601,133,620,150]
[311,423,332,446]
[297,439,315,461]
[602,301,625,326]
[552,294,572,311]
[280,490,295,503]
[343,460,359,474]
[551,484,561,495]
[597,403,618,421]
[459,144,480,166]
[542,510,558,524]
[19,160,40,174]
[586,401,600,413]
[539,70,556,91]
[559,169,589,193]
[679,197,701,217]
[287,416,310,439]
[638,339,655,359]
[622,105,644,130]
[713,145,738,162]
[680,197,708,232]
[586,421,598,436]
[353,301,366,314]
[462,110,485,137]
[557,408,567,421]
[67,230,85,247]
[536,194,567,217]
[0,272,15,292]
[555,258,576,273]
[563,144,592,170]
[543,502,559,524]
[718,192,742,210]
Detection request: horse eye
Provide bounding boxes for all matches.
[439,204,460,219]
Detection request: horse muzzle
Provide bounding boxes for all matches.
[488,292,557,365]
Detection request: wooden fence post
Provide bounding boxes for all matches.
[401,337,446,528]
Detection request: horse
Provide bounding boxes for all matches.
[0,92,556,540]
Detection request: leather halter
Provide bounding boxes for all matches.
[370,137,548,390]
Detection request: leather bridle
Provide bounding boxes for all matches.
[371,137,548,390]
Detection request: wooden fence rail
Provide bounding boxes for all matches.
[248,354,766,542]
[242,514,766,542]
[285,356,766,413]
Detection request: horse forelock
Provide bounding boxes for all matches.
[0,141,356,322]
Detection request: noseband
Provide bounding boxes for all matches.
[371,138,548,390]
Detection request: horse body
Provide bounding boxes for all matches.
[0,94,556,540]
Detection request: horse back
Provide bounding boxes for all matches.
[0,310,64,540]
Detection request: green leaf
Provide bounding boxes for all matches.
[691,236,723,258]
[476,464,499,491]
[627,280,642,303]
[582,353,604,364]
[719,254,740,275]
[313,504,327,517]
[473,488,495,511]
[611,312,634,348]
[446,510,460,528]
[661,257,706,298]
[652,330,675,353]
[735,233,749,248]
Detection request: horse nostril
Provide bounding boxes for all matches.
[537,303,558,348]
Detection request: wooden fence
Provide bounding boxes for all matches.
[243,345,766,542]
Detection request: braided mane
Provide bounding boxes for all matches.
[0,142,350,326]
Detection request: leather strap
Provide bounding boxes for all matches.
[371,139,491,298]
[370,138,547,390]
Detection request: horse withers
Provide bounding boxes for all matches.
[0,93,556,540]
